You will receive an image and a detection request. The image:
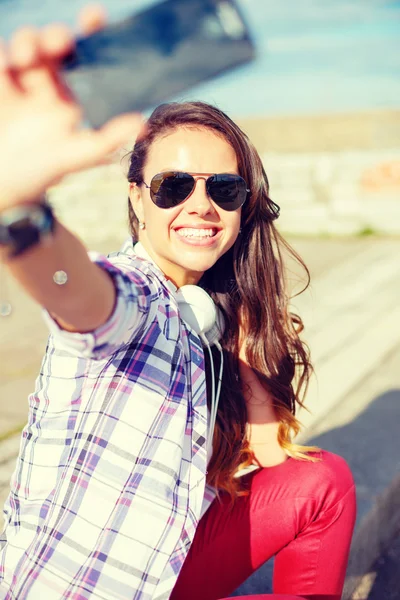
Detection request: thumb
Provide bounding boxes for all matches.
[59,113,146,174]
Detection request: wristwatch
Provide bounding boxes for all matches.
[0,201,55,258]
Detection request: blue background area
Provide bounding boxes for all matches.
[0,0,399,116]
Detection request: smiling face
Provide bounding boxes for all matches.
[129,127,242,287]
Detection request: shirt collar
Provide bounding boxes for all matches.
[121,237,178,294]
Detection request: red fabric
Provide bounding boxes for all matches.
[170,451,356,600]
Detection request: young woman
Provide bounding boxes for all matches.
[0,7,356,600]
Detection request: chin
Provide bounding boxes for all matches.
[181,249,222,272]
[181,258,217,273]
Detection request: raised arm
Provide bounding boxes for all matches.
[0,7,144,333]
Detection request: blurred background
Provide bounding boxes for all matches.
[0,1,399,598]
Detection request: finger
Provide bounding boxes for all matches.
[33,24,77,104]
[8,27,40,70]
[78,4,107,36]
[58,114,145,174]
[10,25,74,99]
[96,114,147,157]
[82,114,146,164]
[39,23,74,62]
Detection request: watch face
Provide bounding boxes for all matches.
[0,202,55,258]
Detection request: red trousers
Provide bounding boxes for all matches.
[171,451,356,600]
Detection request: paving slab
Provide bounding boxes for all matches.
[291,239,400,435]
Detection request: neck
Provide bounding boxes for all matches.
[134,240,203,288]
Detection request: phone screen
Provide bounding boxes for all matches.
[62,0,255,128]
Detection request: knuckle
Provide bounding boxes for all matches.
[12,26,38,44]
[42,23,71,40]
[9,26,39,66]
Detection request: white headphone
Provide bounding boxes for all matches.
[176,285,224,346]
[176,285,224,456]
[133,242,224,455]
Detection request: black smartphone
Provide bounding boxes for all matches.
[62,0,255,128]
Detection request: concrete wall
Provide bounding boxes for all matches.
[241,109,400,236]
[262,149,400,236]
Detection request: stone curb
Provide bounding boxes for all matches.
[344,473,400,598]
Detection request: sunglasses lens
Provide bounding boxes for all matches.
[150,172,195,208]
[208,175,248,211]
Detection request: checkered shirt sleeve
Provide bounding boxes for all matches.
[0,247,212,599]
[41,251,159,359]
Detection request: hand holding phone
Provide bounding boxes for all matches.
[0,6,144,210]
[0,0,255,210]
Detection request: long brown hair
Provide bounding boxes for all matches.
[126,101,318,499]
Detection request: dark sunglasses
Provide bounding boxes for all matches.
[142,171,250,211]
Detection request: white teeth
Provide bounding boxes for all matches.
[176,228,216,238]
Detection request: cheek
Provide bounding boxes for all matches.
[226,211,242,235]
[222,215,241,250]
[144,203,180,233]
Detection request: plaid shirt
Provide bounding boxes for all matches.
[0,239,217,599]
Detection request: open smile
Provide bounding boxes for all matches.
[172,226,222,246]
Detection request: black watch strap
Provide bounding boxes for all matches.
[0,202,55,258]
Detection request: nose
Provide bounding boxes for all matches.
[183,176,215,216]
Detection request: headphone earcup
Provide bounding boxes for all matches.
[202,310,225,346]
[176,285,224,345]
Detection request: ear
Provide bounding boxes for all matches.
[129,182,145,223]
